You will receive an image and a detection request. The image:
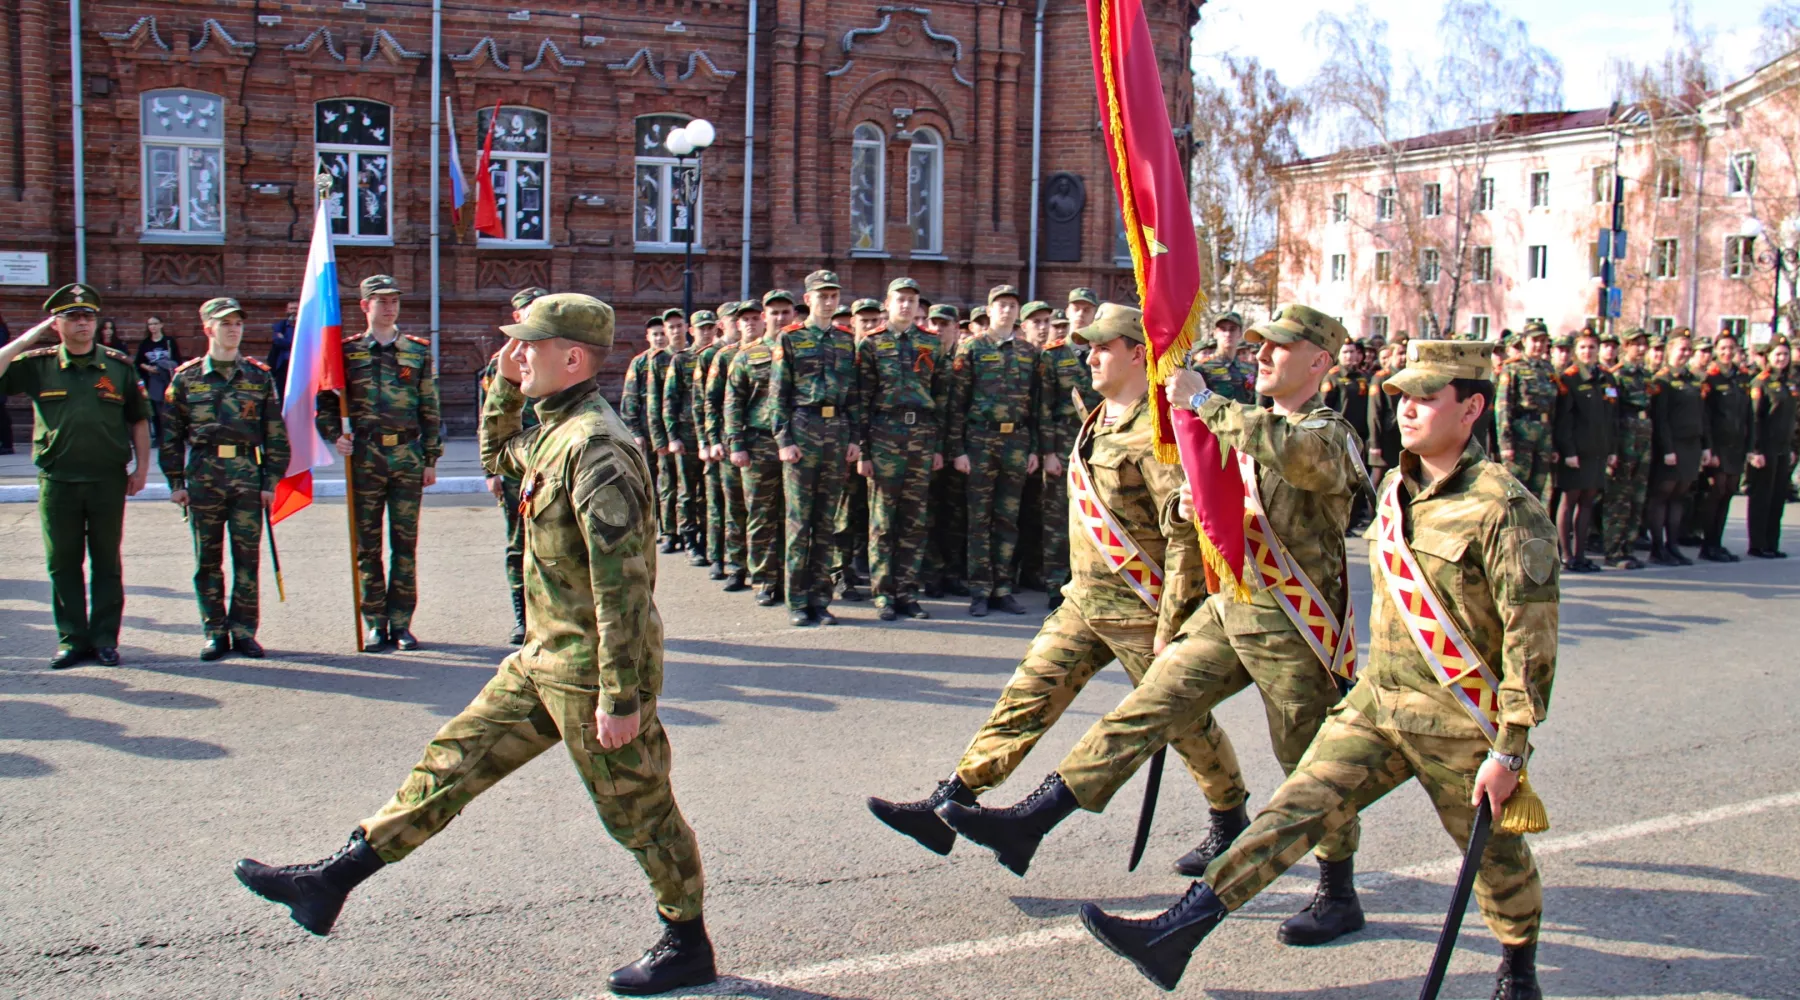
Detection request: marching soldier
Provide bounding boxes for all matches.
[1747,337,1797,557]
[478,286,548,643]
[1551,329,1616,572]
[1697,332,1754,561]
[317,275,442,652]
[771,271,861,626]
[1496,322,1557,501]
[1080,340,1557,1000]
[659,309,714,566]
[161,298,290,660]
[1034,301,1090,609]
[855,278,947,621]
[235,294,716,996]
[726,290,794,606]
[706,304,755,591]
[1603,328,1654,569]
[694,304,739,578]
[921,303,970,597]
[1645,333,1710,566]
[938,305,1370,945]
[867,304,1247,867]
[948,285,1040,617]
[0,283,153,668]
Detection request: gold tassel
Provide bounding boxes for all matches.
[1499,770,1550,835]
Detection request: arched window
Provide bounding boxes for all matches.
[315,99,392,241]
[850,123,885,253]
[907,127,943,255]
[141,89,225,240]
[476,105,552,245]
[634,113,699,251]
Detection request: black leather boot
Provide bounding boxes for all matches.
[1080,880,1227,991]
[509,588,526,645]
[1492,942,1542,1000]
[937,772,1079,876]
[233,828,386,936]
[608,914,718,996]
[709,561,728,581]
[687,534,710,566]
[867,776,977,855]
[721,568,749,592]
[1277,855,1366,945]
[1173,803,1250,876]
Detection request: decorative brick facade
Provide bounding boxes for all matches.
[0,0,1199,426]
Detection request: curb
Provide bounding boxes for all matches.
[0,476,492,503]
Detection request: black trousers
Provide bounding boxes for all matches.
[1746,457,1795,552]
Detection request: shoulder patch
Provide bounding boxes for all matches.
[572,438,644,553]
[174,356,205,373]
[243,355,271,371]
[1299,418,1329,430]
[1519,537,1558,586]
[20,346,58,359]
[403,334,431,347]
[342,333,363,344]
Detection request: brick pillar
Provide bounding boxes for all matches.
[15,0,55,231]
[769,0,802,247]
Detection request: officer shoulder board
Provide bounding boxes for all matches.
[102,346,132,364]
[1045,338,1065,351]
[403,334,431,348]
[342,333,364,344]
[174,356,205,374]
[242,355,271,372]
[20,346,59,361]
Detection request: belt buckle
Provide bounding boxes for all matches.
[903,410,916,426]
[381,433,399,446]
[1000,422,1015,434]
[821,405,836,419]
[217,444,238,459]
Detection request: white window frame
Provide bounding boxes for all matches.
[1420,248,1440,284]
[315,99,394,245]
[1376,187,1396,221]
[482,105,554,248]
[848,123,886,255]
[907,127,945,257]
[1528,244,1548,280]
[1419,313,1439,338]
[1369,314,1390,339]
[1476,176,1495,212]
[1720,316,1749,340]
[1374,250,1392,283]
[1725,235,1755,279]
[1727,151,1756,196]
[1592,165,1614,204]
[1650,316,1676,337]
[1330,253,1347,282]
[140,88,226,243]
[1331,191,1348,224]
[1653,238,1679,280]
[1422,182,1442,218]
[1529,170,1550,209]
[1588,241,1604,280]
[1112,204,1133,267]
[1469,315,1491,340]
[1473,245,1494,283]
[1657,159,1682,199]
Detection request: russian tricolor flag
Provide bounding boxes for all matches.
[446,96,467,228]
[272,195,346,523]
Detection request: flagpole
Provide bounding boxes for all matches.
[427,0,442,376]
[319,171,367,652]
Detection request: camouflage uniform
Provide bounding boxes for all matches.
[620,346,658,447]
[854,309,947,609]
[692,328,728,568]
[645,347,683,540]
[478,351,541,623]
[705,340,747,575]
[1187,353,1257,405]
[657,341,706,552]
[160,352,288,641]
[316,330,441,633]
[1033,336,1088,595]
[1495,356,1557,501]
[1603,357,1653,560]
[948,331,1040,601]
[725,333,785,589]
[772,315,860,614]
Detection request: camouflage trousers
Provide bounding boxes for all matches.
[1058,595,1359,861]
[923,465,968,588]
[722,455,748,573]
[1501,420,1554,502]
[866,410,937,606]
[188,483,264,640]
[351,439,424,630]
[1041,465,1071,593]
[782,410,851,612]
[656,453,677,537]
[361,655,705,922]
[1206,698,1541,945]
[704,459,726,566]
[965,425,1032,599]
[1602,415,1652,559]
[670,447,704,540]
[739,431,786,587]
[501,476,525,606]
[833,473,869,584]
[956,604,1247,810]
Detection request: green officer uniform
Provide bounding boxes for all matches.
[315,275,442,642]
[1033,317,1089,601]
[948,285,1040,607]
[1602,332,1654,565]
[0,283,153,664]
[160,298,290,650]
[1698,357,1754,558]
[704,313,749,583]
[725,291,790,598]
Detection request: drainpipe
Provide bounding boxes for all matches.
[739,0,758,299]
[70,0,87,283]
[1025,0,1047,299]
[428,0,441,373]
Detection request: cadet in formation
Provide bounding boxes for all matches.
[1645,332,1709,566]
[0,283,153,668]
[1697,332,1753,562]
[1079,340,1556,1000]
[655,308,711,563]
[620,316,666,462]
[234,294,715,997]
[920,303,969,598]
[726,290,794,606]
[477,286,549,643]
[1496,322,1557,502]
[1745,336,1795,558]
[1032,298,1092,609]
[1551,329,1616,572]
[705,303,754,591]
[1602,328,1654,569]
[646,308,691,553]
[160,297,290,660]
[693,303,739,578]
[316,275,441,652]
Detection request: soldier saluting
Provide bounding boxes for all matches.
[160,298,290,660]
[0,283,153,668]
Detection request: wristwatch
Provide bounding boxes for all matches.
[1485,750,1525,772]
[1187,387,1214,411]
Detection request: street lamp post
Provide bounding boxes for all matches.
[665,118,716,317]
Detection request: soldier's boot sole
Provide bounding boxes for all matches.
[867,797,958,856]
[1079,882,1227,992]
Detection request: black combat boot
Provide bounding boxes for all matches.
[1492,942,1542,1000]
[709,561,728,581]
[509,589,527,645]
[1173,803,1250,876]
[755,584,780,607]
[608,914,718,996]
[687,534,710,566]
[968,596,989,617]
[867,776,977,855]
[990,594,1028,615]
[233,828,387,936]
[363,624,392,652]
[721,568,749,592]
[233,635,266,659]
[1277,855,1366,945]
[937,772,1080,876]
[899,598,931,620]
[659,534,679,554]
[1080,880,1227,991]
[200,635,229,661]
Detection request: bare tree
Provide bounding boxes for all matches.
[1191,56,1305,317]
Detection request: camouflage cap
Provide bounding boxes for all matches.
[689,309,719,327]
[988,283,1023,304]
[1072,303,1146,347]
[1067,286,1100,306]
[804,269,842,292]
[1596,330,1619,344]
[832,305,853,319]
[199,297,246,321]
[1521,320,1550,339]
[1621,326,1650,343]
[887,276,921,295]
[511,286,550,310]
[644,314,665,328]
[852,297,882,315]
[762,288,797,306]
[1693,335,1715,351]
[1052,308,1069,323]
[359,274,401,298]
[717,300,739,317]
[43,282,102,316]
[1020,300,1053,320]
[1246,303,1348,356]
[969,306,990,323]
[1551,334,1574,349]
[500,292,615,348]
[927,304,960,322]
[1384,339,1496,397]
[661,307,687,323]
[1215,310,1245,328]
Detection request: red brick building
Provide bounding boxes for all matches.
[0,0,1199,424]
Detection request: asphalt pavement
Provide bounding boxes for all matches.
[1,495,1796,1000]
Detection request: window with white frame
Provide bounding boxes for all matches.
[1727,151,1756,196]
[1422,182,1442,218]
[1374,250,1392,283]
[1469,315,1491,339]
[1725,235,1755,279]
[316,99,391,242]
[1477,176,1495,212]
[1529,170,1550,209]
[1473,246,1494,283]
[1657,159,1682,199]
[1419,313,1439,338]
[907,127,944,255]
[1113,205,1132,266]
[1419,248,1440,284]
[1376,187,1396,221]
[1528,244,1548,280]
[479,105,552,245]
[1653,238,1679,280]
[1331,192,1348,224]
[1330,253,1347,282]
[633,114,699,251]
[1588,241,1604,280]
[1369,315,1389,339]
[1651,316,1675,337]
[140,89,225,240]
[1592,165,1615,204]
[849,123,885,253]
[1721,316,1749,341]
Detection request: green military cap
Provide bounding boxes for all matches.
[660,307,687,323]
[500,292,615,348]
[852,298,882,315]
[1693,335,1714,350]
[1020,300,1053,320]
[1071,303,1145,347]
[887,276,921,295]
[1195,335,1217,351]
[359,274,401,298]
[1551,334,1574,349]
[832,305,852,319]
[1521,320,1550,338]
[199,297,246,321]
[1621,327,1649,343]
[511,286,550,310]
[927,304,959,322]
[762,288,796,306]
[987,283,1023,304]
[1067,287,1100,306]
[1384,339,1496,397]
[804,269,842,292]
[1596,330,1619,344]
[42,282,102,316]
[717,301,739,317]
[1769,334,1791,349]
[689,309,719,327]
[1052,308,1068,323]
[1247,304,1348,356]
[1215,310,1244,328]
[969,306,989,323]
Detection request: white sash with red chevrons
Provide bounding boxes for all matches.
[1068,407,1164,613]
[1236,451,1357,682]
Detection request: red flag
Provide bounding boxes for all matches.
[1087,0,1250,597]
[473,101,504,238]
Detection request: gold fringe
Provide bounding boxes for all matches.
[1499,771,1550,836]
[1196,524,1252,602]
